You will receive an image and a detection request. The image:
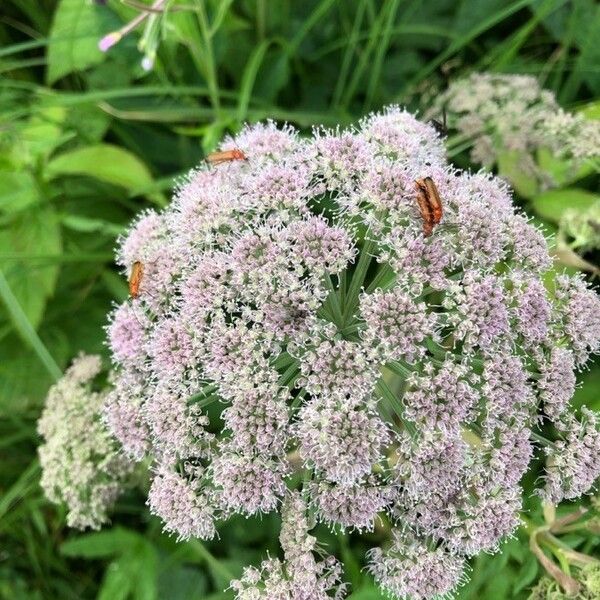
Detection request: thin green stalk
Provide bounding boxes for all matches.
[364,0,401,110]
[188,539,235,582]
[278,362,300,387]
[387,360,412,378]
[365,263,396,293]
[0,459,40,521]
[195,0,221,113]
[376,378,415,435]
[531,431,557,449]
[324,273,344,328]
[256,0,266,40]
[332,0,367,108]
[186,383,219,405]
[343,239,375,324]
[397,0,536,98]
[290,388,308,412]
[341,2,389,108]
[287,0,337,56]
[0,270,61,381]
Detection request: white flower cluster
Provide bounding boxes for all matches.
[433,73,600,186]
[38,354,132,529]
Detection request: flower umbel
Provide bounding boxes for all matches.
[40,108,600,599]
[37,355,132,530]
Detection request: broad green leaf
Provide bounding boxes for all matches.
[531,188,599,223]
[497,150,539,199]
[46,0,111,84]
[0,171,40,213]
[0,207,62,329]
[512,554,539,594]
[60,214,124,237]
[0,333,64,411]
[12,106,68,167]
[157,566,208,600]
[581,99,600,120]
[97,558,134,600]
[131,543,159,600]
[536,147,593,186]
[347,584,386,599]
[46,144,154,194]
[65,104,111,143]
[61,528,140,559]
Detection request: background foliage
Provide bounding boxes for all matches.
[0,1,599,598]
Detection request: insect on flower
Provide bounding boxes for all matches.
[206,148,247,166]
[128,261,144,298]
[429,107,448,137]
[414,177,443,237]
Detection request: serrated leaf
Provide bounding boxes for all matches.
[46,144,154,194]
[531,188,599,223]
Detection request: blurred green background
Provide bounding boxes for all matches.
[1,1,599,598]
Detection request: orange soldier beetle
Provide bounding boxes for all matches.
[128,260,144,298]
[206,148,247,166]
[414,177,443,237]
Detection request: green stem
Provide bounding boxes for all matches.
[531,431,557,449]
[0,270,61,381]
[196,0,221,113]
[278,362,300,388]
[376,378,415,435]
[188,539,235,582]
[324,273,344,328]
[365,262,396,294]
[343,239,375,324]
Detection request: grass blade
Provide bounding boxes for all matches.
[0,270,61,381]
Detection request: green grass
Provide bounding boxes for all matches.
[1,1,599,598]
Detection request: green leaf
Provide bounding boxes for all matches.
[531,188,599,223]
[0,171,40,213]
[0,207,62,329]
[157,566,207,600]
[496,150,539,199]
[61,528,140,559]
[0,277,62,383]
[131,542,158,600]
[237,40,272,123]
[347,584,386,599]
[580,99,600,120]
[46,144,154,195]
[97,558,134,600]
[46,0,113,84]
[513,555,539,594]
[11,106,68,167]
[60,214,124,237]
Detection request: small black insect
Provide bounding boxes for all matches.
[429,106,447,137]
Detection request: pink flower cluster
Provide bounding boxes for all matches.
[103,109,600,599]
